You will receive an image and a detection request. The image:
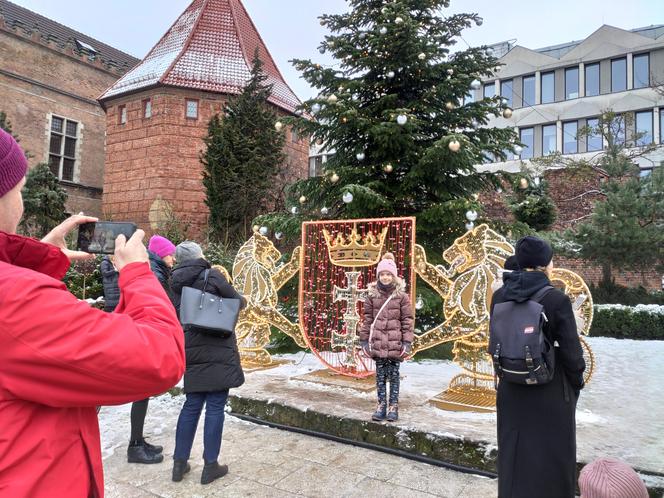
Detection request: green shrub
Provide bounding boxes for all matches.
[590,306,664,340]
[590,281,664,305]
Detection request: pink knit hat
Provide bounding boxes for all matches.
[148,235,176,258]
[0,128,28,197]
[579,458,648,498]
[376,252,398,278]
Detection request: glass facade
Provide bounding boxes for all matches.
[565,67,579,99]
[563,121,578,154]
[542,124,557,155]
[541,72,555,103]
[611,58,627,92]
[585,63,600,97]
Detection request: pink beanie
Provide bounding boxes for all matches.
[0,128,28,197]
[148,235,176,258]
[579,458,648,498]
[376,252,398,278]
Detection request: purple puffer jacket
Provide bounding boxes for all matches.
[359,281,414,361]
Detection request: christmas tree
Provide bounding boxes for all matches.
[202,50,286,244]
[257,0,517,252]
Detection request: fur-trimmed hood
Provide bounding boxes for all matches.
[367,278,406,298]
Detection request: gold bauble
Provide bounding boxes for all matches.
[448,140,461,152]
[327,94,338,104]
[519,178,529,189]
[274,121,283,131]
[252,225,260,232]
[502,108,513,119]
[299,195,307,204]
[330,173,340,183]
[384,163,394,173]
[445,102,455,111]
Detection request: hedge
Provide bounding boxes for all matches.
[589,305,664,340]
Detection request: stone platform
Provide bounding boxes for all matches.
[229,338,664,496]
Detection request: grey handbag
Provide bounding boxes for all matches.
[179,269,241,337]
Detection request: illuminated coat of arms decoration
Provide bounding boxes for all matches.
[300,218,416,378]
[229,220,594,412]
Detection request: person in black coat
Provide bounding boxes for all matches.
[170,241,246,486]
[100,253,166,464]
[100,256,120,312]
[490,236,586,498]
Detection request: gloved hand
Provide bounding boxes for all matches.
[360,341,371,357]
[400,342,412,358]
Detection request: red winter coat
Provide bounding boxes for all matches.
[0,232,185,498]
[359,282,414,360]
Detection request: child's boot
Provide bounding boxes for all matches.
[371,402,387,421]
[386,404,398,422]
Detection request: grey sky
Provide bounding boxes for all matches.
[11,0,663,101]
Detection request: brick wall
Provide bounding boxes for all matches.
[480,168,661,290]
[102,87,309,237]
[0,27,125,217]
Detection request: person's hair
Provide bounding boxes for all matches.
[175,241,204,263]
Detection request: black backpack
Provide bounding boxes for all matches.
[488,286,555,386]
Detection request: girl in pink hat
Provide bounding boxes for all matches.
[359,253,414,422]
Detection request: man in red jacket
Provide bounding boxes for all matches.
[0,128,186,497]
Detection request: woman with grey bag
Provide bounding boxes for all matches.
[169,241,246,485]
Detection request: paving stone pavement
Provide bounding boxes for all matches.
[104,415,497,498]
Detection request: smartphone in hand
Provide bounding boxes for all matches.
[77,222,137,254]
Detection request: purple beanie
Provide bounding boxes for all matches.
[376,253,398,278]
[579,458,648,498]
[148,235,176,258]
[0,128,28,197]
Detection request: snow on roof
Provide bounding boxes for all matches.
[99,0,301,114]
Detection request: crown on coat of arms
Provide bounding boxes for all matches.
[323,225,388,267]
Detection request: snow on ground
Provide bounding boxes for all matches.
[99,337,664,474]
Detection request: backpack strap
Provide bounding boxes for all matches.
[368,293,396,350]
[530,285,554,304]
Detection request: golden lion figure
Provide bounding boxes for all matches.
[413,224,595,411]
[229,232,306,367]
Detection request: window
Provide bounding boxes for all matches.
[519,128,534,159]
[585,63,600,97]
[48,116,78,182]
[660,110,664,144]
[185,99,198,119]
[501,79,513,108]
[639,168,652,178]
[292,127,299,143]
[586,118,602,152]
[611,58,627,92]
[542,124,557,156]
[522,75,535,107]
[143,99,152,119]
[309,155,324,177]
[565,67,579,100]
[635,110,653,146]
[541,72,555,104]
[563,121,578,154]
[118,105,127,125]
[633,53,649,89]
[483,82,495,99]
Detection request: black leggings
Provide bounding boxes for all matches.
[375,359,400,406]
[130,399,149,442]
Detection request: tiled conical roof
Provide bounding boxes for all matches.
[99,0,301,113]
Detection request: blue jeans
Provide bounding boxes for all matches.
[173,390,229,464]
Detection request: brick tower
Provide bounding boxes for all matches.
[98,0,308,236]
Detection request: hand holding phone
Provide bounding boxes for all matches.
[113,230,148,271]
[77,222,137,255]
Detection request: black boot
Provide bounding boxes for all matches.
[386,404,399,422]
[142,439,163,455]
[172,459,191,482]
[201,462,228,485]
[127,441,164,464]
[371,402,387,421]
